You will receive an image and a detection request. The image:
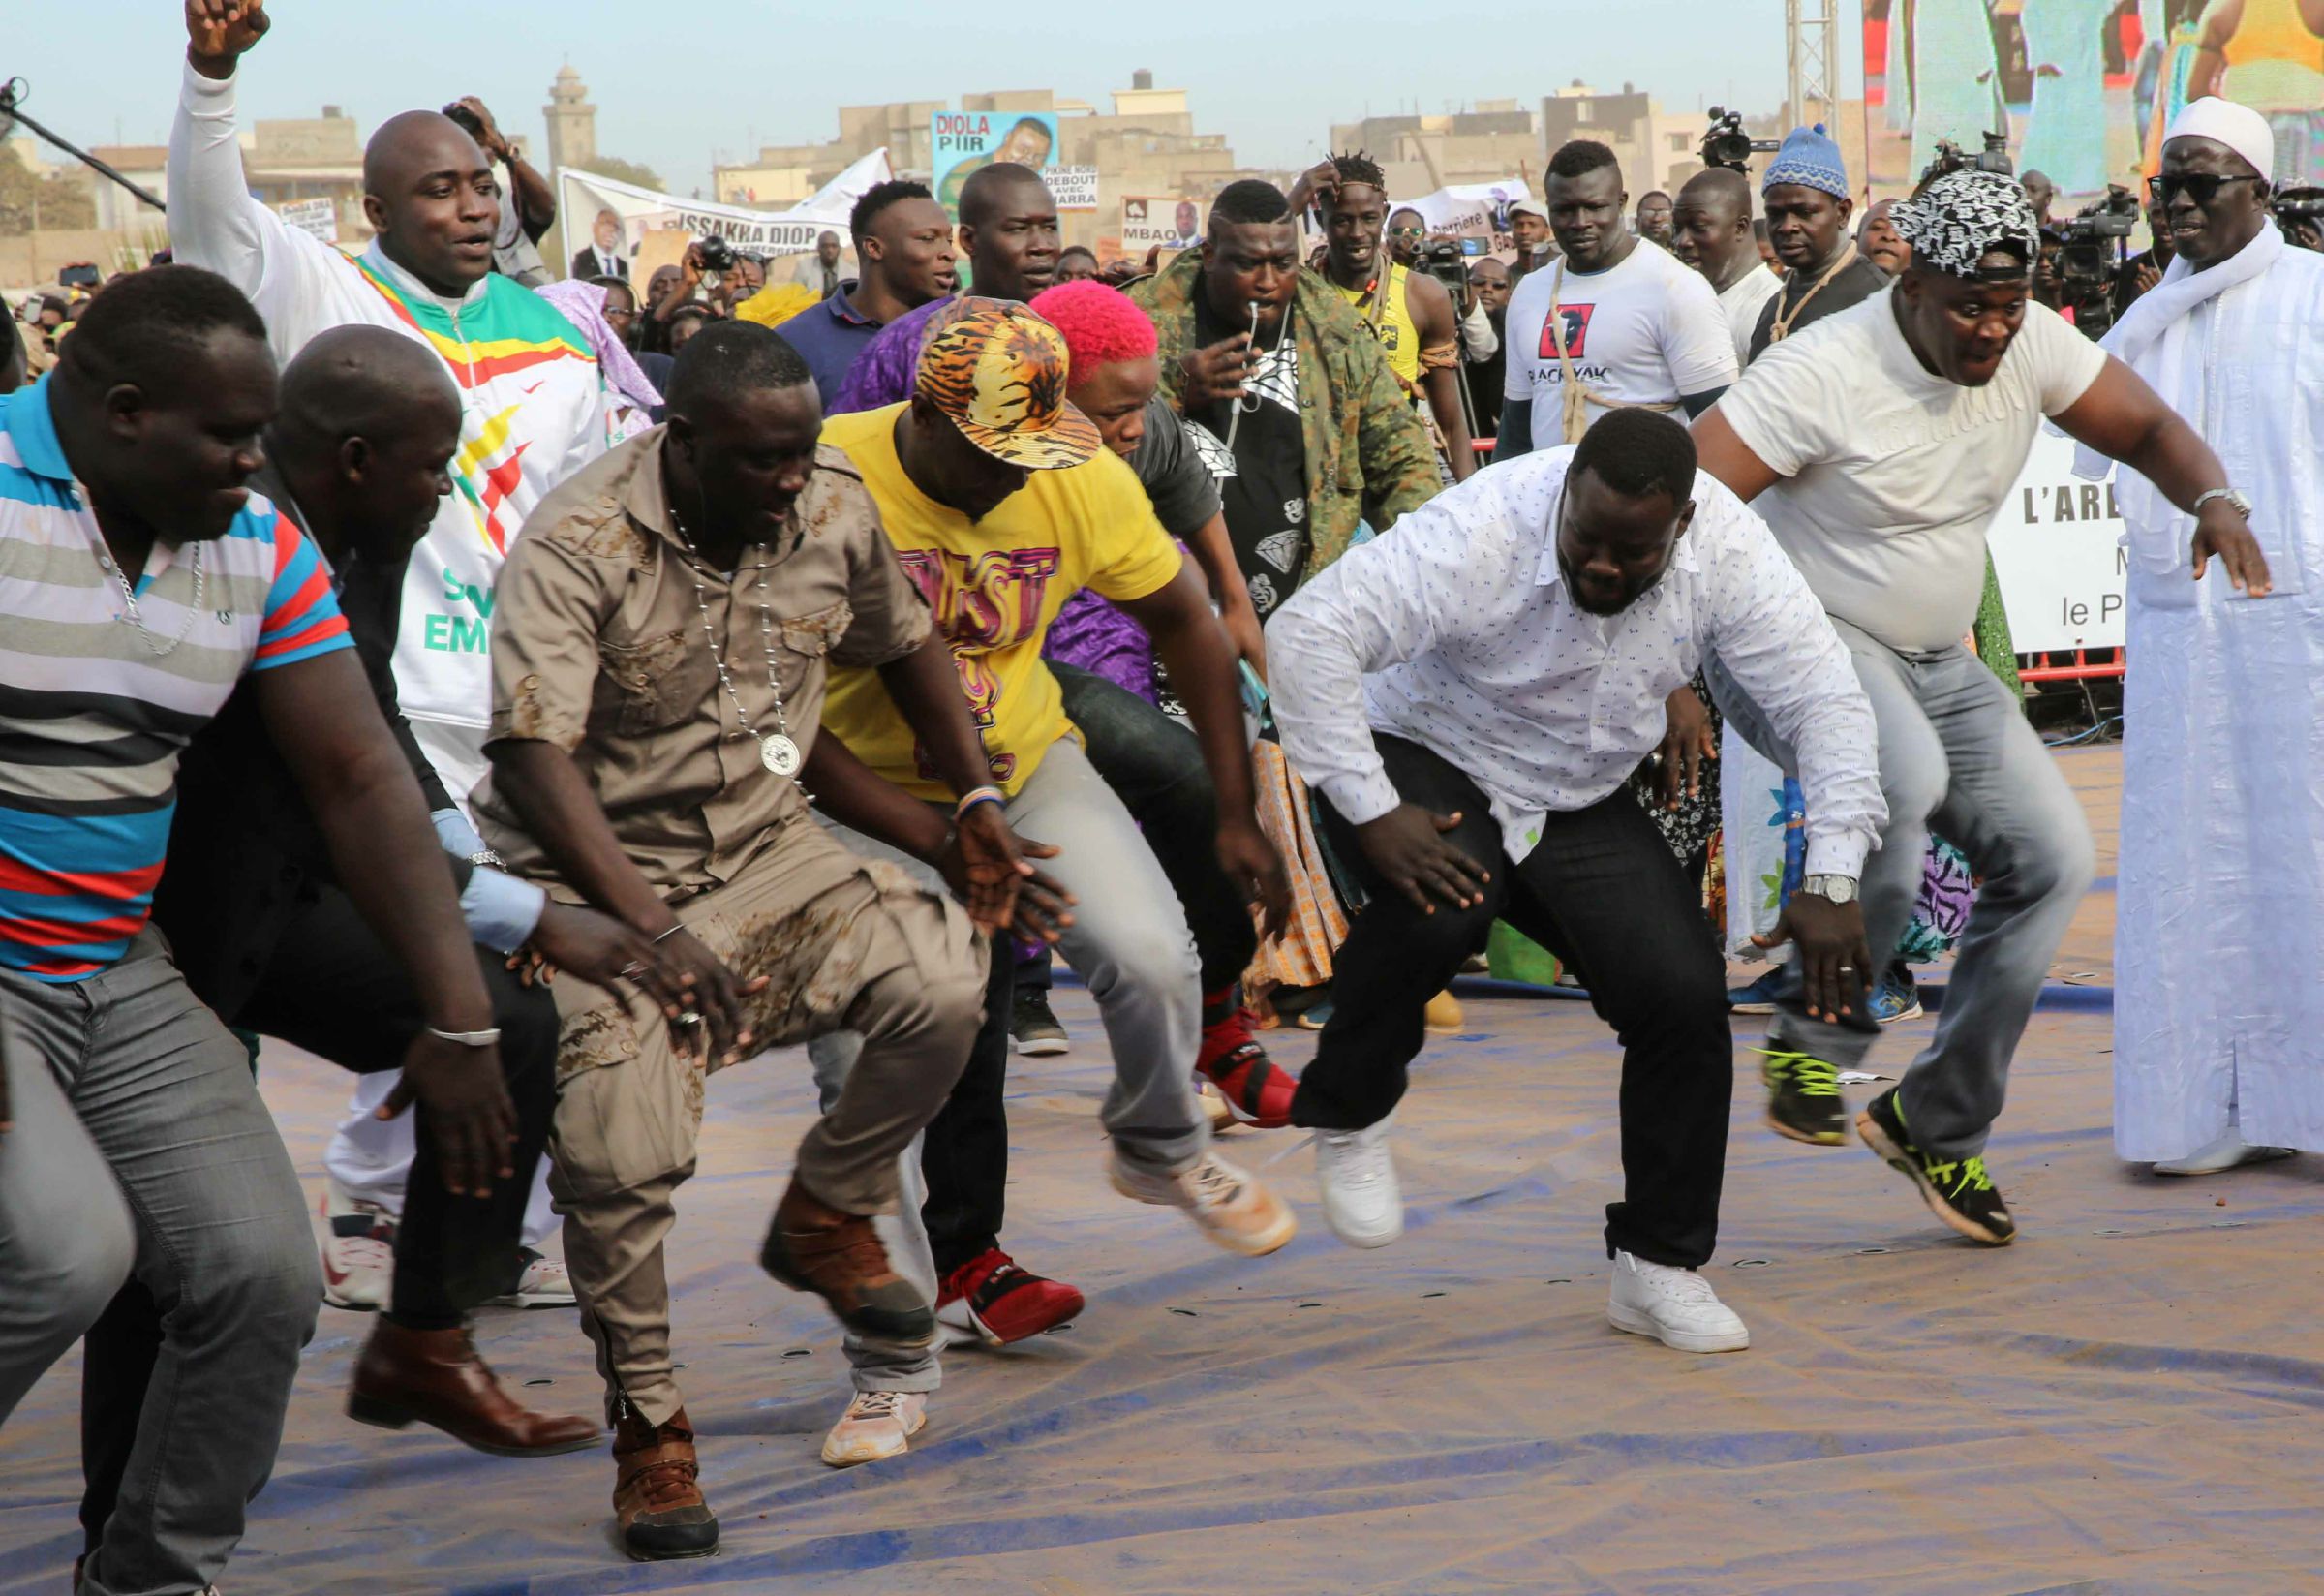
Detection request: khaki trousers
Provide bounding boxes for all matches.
[545,823,985,1425]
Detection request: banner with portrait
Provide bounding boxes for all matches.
[930,111,1061,214]
[557,150,892,278]
[1120,195,1207,253]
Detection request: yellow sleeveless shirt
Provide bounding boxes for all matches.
[1337,261,1422,387]
[2222,0,2324,109]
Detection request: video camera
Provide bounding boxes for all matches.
[1414,238,1472,301]
[2276,187,2324,251]
[2041,185,2140,337]
[1700,107,1780,175]
[1921,130,2015,185]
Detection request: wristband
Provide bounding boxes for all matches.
[954,786,1005,819]
[424,1025,502,1048]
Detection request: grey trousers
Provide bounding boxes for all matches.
[809,735,1209,1392]
[0,932,320,1596]
[1711,617,2095,1158]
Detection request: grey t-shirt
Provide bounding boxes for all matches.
[1126,393,1222,538]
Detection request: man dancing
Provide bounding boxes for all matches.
[1693,169,2267,1243]
[1266,410,1883,1353]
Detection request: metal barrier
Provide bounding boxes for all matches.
[2018,648,2125,684]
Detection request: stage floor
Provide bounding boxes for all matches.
[9,746,2324,1595]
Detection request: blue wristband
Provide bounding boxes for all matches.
[955,786,1005,819]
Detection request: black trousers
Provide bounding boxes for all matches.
[1287,734,1735,1269]
[80,884,560,1554]
[921,664,1256,1276]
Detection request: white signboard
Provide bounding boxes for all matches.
[275,197,338,246]
[1984,428,2125,654]
[1121,195,1205,252]
[1049,165,1099,211]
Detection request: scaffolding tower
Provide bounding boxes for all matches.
[1786,0,1841,134]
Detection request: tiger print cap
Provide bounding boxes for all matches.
[913,297,1102,470]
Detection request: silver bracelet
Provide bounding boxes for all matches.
[652,923,688,944]
[424,1025,503,1048]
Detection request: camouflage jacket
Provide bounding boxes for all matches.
[1131,252,1439,576]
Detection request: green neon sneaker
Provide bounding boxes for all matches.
[1856,1088,2015,1246]
[1757,1047,1847,1146]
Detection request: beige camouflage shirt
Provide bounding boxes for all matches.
[474,427,931,895]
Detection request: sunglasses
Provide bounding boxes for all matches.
[1388,227,1426,238]
[2148,172,2266,206]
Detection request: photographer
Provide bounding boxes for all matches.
[2110,187,2176,319]
[443,96,555,288]
[2041,186,2143,337]
[1465,257,1509,437]
[643,235,747,353]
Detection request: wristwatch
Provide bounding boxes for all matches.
[1801,874,1858,905]
[2192,487,2253,519]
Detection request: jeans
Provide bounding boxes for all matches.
[1709,617,2095,1158]
[0,932,320,1596]
[76,889,565,1558]
[1289,735,1734,1269]
[810,736,1209,1390]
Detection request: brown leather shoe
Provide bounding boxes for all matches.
[613,1400,719,1560]
[758,1178,936,1343]
[348,1320,600,1457]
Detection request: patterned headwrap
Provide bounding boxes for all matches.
[1891,170,2039,281]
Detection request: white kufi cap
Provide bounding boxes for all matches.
[2163,97,2277,184]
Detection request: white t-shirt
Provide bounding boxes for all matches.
[1502,239,1737,433]
[1718,288,2107,653]
[1718,265,1783,366]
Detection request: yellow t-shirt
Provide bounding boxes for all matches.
[819,403,1185,799]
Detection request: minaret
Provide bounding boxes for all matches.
[542,64,596,177]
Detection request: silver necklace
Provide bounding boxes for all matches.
[668,514,805,782]
[95,540,206,659]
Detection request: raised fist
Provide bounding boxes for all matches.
[186,0,270,77]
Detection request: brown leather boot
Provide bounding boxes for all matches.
[613,1400,718,1560]
[348,1320,599,1457]
[758,1177,936,1343]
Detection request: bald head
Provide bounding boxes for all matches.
[1677,167,1752,224]
[362,110,502,295]
[1671,167,1757,283]
[272,326,463,560]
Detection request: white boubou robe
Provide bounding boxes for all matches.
[2079,225,2324,1159]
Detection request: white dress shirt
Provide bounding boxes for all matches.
[1267,446,1885,878]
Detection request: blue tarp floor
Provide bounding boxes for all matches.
[8,748,2321,1595]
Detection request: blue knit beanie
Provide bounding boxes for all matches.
[1762,125,1849,200]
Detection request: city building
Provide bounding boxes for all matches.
[1540,82,1711,202]
[1329,102,1541,198]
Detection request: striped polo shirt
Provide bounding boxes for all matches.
[0,377,352,982]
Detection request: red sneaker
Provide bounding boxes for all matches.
[934,1249,1086,1347]
[1198,1039,1299,1129]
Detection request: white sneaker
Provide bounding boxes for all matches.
[319,1179,395,1311]
[490,1247,577,1308]
[1315,1123,1403,1249]
[2153,1127,2297,1176]
[820,1390,927,1468]
[1607,1250,1750,1353]
[1109,1149,1297,1256]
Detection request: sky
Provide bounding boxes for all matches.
[20,0,1834,195]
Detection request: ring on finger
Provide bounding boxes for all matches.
[618,961,647,979]
[675,1012,705,1027]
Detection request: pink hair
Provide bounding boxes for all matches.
[1028,280,1157,380]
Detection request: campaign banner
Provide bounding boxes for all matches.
[1121,195,1205,252]
[558,152,891,276]
[1984,427,2125,654]
[930,110,1060,213]
[1390,179,1534,241]
[1049,165,1099,211]
[275,197,339,246]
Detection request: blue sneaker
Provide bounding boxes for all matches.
[1869,968,1923,1025]
[1727,967,1787,1014]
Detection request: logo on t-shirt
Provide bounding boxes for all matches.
[1538,303,1594,361]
